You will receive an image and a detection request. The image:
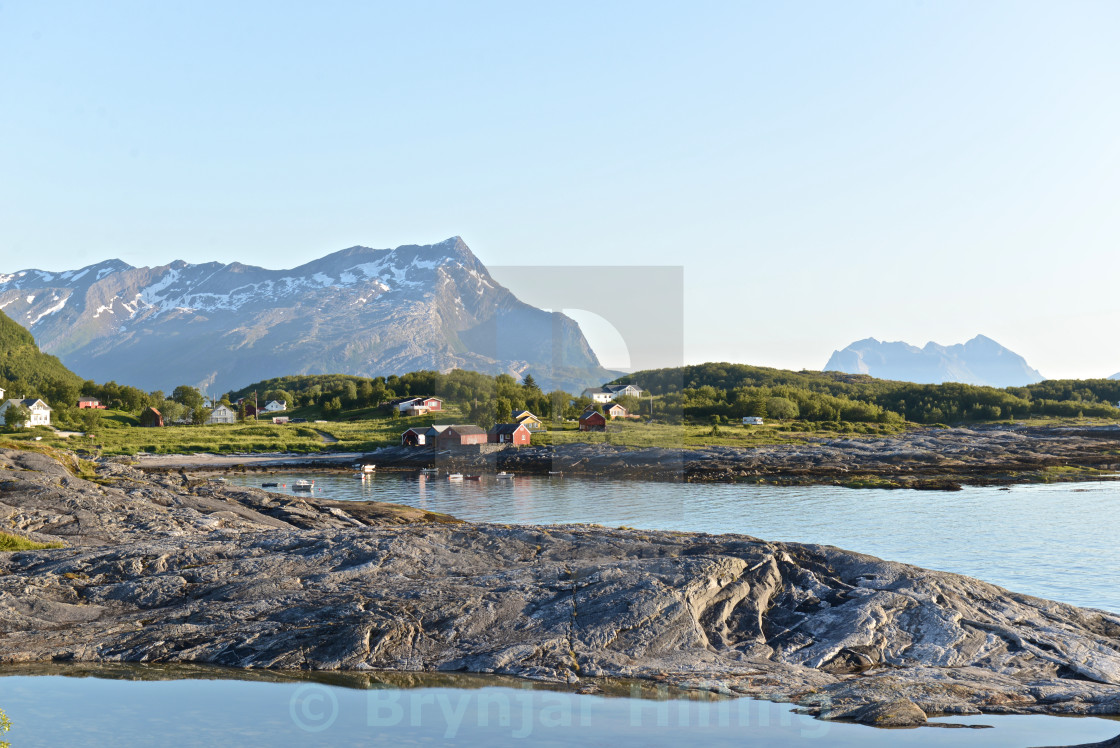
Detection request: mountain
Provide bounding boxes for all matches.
[823,335,1044,387]
[0,237,612,394]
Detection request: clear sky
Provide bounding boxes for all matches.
[2,1,1119,378]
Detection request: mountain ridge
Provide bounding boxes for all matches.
[0,238,614,394]
[824,334,1044,388]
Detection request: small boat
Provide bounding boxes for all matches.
[420,467,438,474]
[446,473,464,481]
[464,475,482,481]
[496,472,514,479]
[355,464,375,474]
[292,479,314,491]
[548,471,564,477]
[209,477,228,484]
[261,482,279,488]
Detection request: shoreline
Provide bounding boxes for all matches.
[2,444,1120,732]
[126,423,1120,490]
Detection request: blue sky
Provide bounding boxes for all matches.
[2,1,1119,378]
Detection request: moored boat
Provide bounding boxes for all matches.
[446,473,464,481]
[496,472,513,479]
[261,482,279,488]
[292,479,314,491]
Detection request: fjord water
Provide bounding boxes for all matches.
[6,476,1118,747]
[227,471,1120,613]
[3,669,1120,747]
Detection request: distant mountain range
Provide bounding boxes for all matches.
[823,335,1044,388]
[0,237,615,394]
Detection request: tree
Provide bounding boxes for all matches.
[766,397,799,421]
[614,394,641,414]
[1,706,10,748]
[172,385,205,410]
[4,404,29,429]
[191,406,212,425]
[522,373,540,392]
[78,408,103,434]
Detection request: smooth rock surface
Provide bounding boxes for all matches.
[3,446,1120,727]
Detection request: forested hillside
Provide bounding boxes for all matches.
[610,363,1120,424]
[228,369,575,427]
[0,309,83,406]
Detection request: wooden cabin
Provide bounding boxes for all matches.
[578,410,607,432]
[489,422,532,445]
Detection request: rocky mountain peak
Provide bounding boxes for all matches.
[0,238,612,393]
[824,335,1043,388]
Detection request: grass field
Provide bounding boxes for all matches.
[1,409,1114,457]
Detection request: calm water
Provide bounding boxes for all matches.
[5,473,1117,747]
[226,471,1120,613]
[2,669,1118,747]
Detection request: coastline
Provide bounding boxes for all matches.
[129,423,1120,489]
[3,444,1120,732]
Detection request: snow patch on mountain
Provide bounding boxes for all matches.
[29,293,68,325]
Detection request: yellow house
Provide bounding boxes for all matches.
[512,409,544,431]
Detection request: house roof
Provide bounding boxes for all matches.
[579,410,606,420]
[582,387,607,395]
[78,396,101,402]
[489,422,529,435]
[10,398,52,411]
[146,407,162,416]
[512,410,539,420]
[444,425,487,436]
[603,402,626,412]
[424,424,454,435]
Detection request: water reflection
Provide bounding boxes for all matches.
[224,471,1120,613]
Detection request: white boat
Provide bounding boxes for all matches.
[420,467,438,474]
[292,479,314,491]
[496,472,514,479]
[446,473,464,481]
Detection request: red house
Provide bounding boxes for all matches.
[77,397,106,410]
[396,396,443,414]
[579,410,607,432]
[434,425,489,448]
[488,422,532,445]
[139,407,164,428]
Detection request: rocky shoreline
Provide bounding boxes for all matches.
[134,423,1120,490]
[2,444,1120,735]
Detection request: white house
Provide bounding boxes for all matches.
[263,400,287,413]
[742,416,764,426]
[0,396,52,427]
[581,387,615,403]
[582,384,643,403]
[207,404,236,425]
